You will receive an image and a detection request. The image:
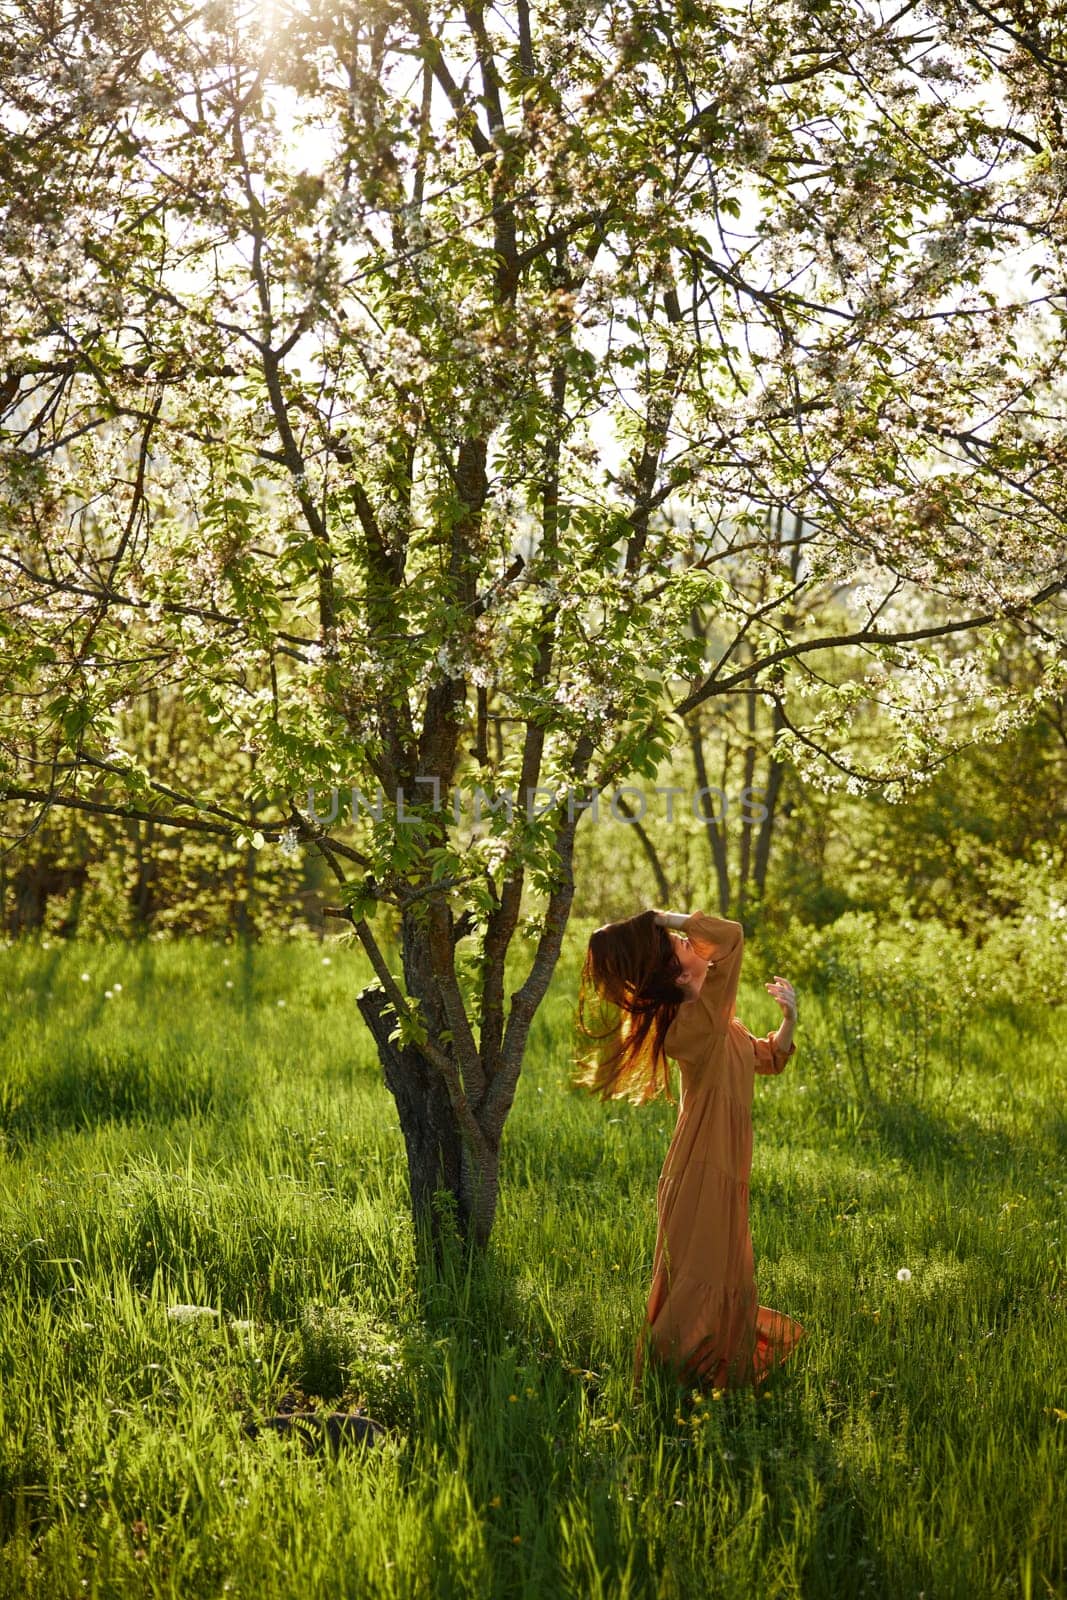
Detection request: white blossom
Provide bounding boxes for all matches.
[167,1304,219,1322]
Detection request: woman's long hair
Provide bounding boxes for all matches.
[571,910,688,1106]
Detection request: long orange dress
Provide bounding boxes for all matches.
[632,910,805,1393]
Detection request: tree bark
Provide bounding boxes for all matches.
[356,982,501,1270]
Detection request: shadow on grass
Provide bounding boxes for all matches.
[398,1239,891,1597]
[852,1093,1052,1177]
[616,1354,892,1596]
[0,1046,252,1146]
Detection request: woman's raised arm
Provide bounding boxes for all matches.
[653,908,745,1024]
[652,907,743,963]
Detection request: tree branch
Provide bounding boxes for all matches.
[401,0,493,157]
[674,571,1067,714]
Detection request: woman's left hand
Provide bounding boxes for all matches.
[765,975,797,1022]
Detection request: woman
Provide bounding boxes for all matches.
[573,905,805,1396]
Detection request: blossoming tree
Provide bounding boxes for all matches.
[1,0,1064,1259]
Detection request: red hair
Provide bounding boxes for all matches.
[570,910,687,1106]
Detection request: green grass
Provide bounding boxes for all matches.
[0,934,1063,1599]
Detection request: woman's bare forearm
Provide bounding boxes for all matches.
[651,908,690,930]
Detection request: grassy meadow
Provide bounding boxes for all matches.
[0,931,1063,1599]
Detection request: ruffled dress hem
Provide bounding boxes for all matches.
[634,1292,805,1393]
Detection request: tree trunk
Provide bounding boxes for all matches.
[356,984,502,1270]
[736,648,758,920]
[612,790,671,902]
[752,713,787,899]
[689,716,731,911]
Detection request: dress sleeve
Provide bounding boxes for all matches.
[738,1022,797,1076]
[684,910,745,1030]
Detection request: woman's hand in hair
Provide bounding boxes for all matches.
[650,908,688,930]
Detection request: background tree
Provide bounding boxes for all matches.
[0,683,315,939]
[1,0,1065,1263]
